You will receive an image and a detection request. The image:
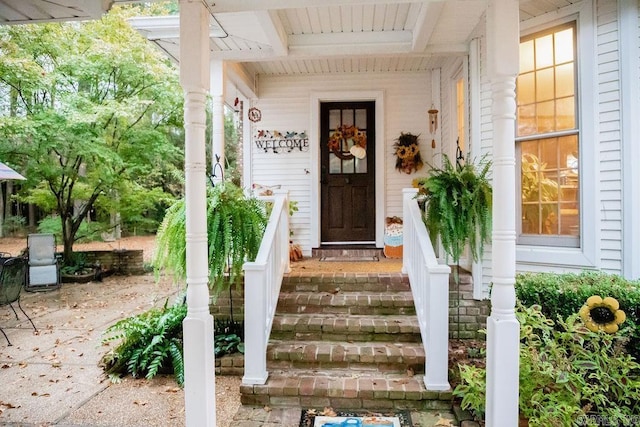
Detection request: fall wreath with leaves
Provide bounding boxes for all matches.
[328,125,367,160]
[393,132,424,174]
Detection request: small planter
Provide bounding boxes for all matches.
[61,269,95,283]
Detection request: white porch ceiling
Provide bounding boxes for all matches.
[1,0,581,76]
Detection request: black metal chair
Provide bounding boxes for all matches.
[0,257,37,346]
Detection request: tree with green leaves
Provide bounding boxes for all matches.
[0,7,184,263]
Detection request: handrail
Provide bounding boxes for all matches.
[402,188,451,391]
[242,189,290,385]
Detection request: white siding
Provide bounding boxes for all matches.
[250,72,431,254]
[597,0,623,273]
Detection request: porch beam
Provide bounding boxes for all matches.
[208,41,467,61]
[485,0,520,426]
[255,10,288,56]
[179,0,216,426]
[411,1,444,53]
[210,0,462,13]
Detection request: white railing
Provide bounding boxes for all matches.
[242,189,291,385]
[402,188,451,391]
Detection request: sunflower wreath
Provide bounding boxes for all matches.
[393,132,424,174]
[328,125,367,160]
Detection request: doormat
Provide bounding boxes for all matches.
[299,409,412,427]
[319,256,379,262]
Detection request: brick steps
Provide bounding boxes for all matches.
[240,270,452,411]
[266,340,425,372]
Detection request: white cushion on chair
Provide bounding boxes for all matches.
[29,265,58,286]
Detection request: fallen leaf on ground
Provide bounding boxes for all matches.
[321,407,337,417]
[435,417,454,426]
[263,405,272,412]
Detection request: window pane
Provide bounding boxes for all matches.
[536,100,555,133]
[556,96,575,130]
[329,110,341,129]
[329,153,341,173]
[517,104,537,136]
[355,157,367,173]
[520,39,535,73]
[535,34,554,68]
[555,63,574,98]
[342,109,354,126]
[342,158,354,174]
[355,109,367,129]
[517,73,536,105]
[536,68,555,102]
[555,28,574,64]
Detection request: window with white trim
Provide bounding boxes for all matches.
[516,21,579,247]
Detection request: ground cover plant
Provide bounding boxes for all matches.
[454,303,640,425]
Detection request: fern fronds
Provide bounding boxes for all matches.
[418,154,492,263]
[155,181,267,298]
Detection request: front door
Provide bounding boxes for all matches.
[320,101,376,243]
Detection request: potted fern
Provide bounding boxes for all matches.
[414,154,492,335]
[153,181,268,295]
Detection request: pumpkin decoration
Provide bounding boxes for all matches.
[394,132,424,174]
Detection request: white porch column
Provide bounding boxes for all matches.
[485,0,520,426]
[179,1,216,426]
[210,59,225,184]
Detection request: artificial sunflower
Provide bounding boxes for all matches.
[579,295,626,333]
[393,132,424,174]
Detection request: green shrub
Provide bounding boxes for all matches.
[454,304,640,425]
[516,271,640,359]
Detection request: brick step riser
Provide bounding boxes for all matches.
[267,360,425,374]
[240,375,453,410]
[275,305,416,315]
[240,395,452,411]
[280,282,410,293]
[270,331,421,343]
[267,342,424,364]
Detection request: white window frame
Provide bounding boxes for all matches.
[516,1,597,268]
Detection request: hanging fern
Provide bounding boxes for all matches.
[416,154,492,264]
[101,299,187,385]
[153,181,268,296]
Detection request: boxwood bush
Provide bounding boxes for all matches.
[516,271,640,359]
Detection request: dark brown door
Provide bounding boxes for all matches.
[321,101,376,243]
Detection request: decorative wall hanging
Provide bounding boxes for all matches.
[248,107,262,122]
[393,132,424,174]
[254,130,309,153]
[328,125,367,160]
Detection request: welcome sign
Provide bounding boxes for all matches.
[254,130,309,153]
